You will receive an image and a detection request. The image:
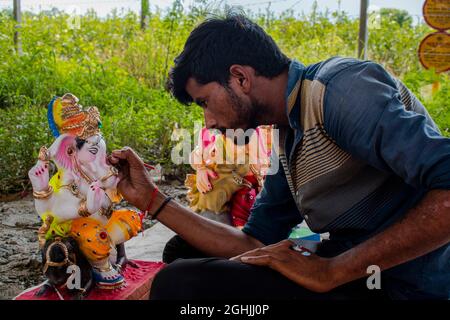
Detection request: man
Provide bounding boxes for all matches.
[108,13,450,299]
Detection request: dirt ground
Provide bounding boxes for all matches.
[0,181,188,300]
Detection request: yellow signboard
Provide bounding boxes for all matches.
[418,32,450,73]
[423,0,450,31]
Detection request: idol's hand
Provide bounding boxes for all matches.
[196,167,218,194]
[107,147,155,211]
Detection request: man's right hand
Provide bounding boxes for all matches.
[107,148,263,259]
[107,147,156,211]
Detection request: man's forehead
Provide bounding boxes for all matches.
[186,78,219,99]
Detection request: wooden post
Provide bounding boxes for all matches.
[141,0,149,30]
[358,0,368,60]
[13,0,22,55]
[432,81,441,95]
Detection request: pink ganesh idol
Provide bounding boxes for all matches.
[28,93,141,291]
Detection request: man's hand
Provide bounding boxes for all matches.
[230,239,338,293]
[231,190,450,295]
[107,147,156,211]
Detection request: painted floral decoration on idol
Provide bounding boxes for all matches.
[28,93,142,293]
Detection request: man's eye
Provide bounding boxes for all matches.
[88,147,98,155]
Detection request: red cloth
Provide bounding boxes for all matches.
[230,174,259,227]
[14,260,165,300]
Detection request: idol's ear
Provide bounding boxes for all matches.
[47,133,76,170]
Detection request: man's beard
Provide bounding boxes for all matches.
[226,86,266,129]
[224,86,267,145]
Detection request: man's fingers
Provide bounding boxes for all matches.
[230,252,250,261]
[229,246,266,261]
[263,239,295,250]
[230,251,257,261]
[240,255,272,266]
[230,240,294,262]
[107,155,120,164]
[112,147,145,168]
[111,149,128,159]
[277,239,296,248]
[230,239,294,262]
[112,147,138,161]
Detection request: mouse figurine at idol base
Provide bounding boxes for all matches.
[28,93,142,297]
[36,236,94,300]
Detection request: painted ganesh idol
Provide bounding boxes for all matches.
[28,93,142,290]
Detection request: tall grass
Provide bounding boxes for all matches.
[0,3,448,194]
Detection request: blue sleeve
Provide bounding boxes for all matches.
[242,155,303,245]
[323,61,450,190]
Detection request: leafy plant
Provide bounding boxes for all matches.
[0,4,448,194]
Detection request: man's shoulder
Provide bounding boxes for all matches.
[305,56,372,85]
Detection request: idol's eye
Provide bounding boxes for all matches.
[88,147,98,155]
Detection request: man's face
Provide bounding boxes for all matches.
[185,77,262,134]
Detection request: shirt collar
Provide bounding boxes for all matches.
[284,59,305,130]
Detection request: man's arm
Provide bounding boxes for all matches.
[151,192,264,258]
[235,61,450,292]
[331,189,450,288]
[323,61,450,286]
[232,191,450,293]
[109,147,263,258]
[158,153,302,257]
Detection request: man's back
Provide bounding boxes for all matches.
[243,57,450,299]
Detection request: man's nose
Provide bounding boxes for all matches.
[204,113,217,130]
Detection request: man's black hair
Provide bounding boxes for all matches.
[166,11,291,105]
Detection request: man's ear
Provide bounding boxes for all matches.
[229,65,252,93]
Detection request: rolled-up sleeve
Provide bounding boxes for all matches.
[323,61,450,190]
[242,154,302,245]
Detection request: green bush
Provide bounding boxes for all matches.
[0,103,50,193]
[0,4,448,194]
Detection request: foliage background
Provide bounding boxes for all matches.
[0,1,448,194]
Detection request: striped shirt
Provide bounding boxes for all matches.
[242,57,450,299]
